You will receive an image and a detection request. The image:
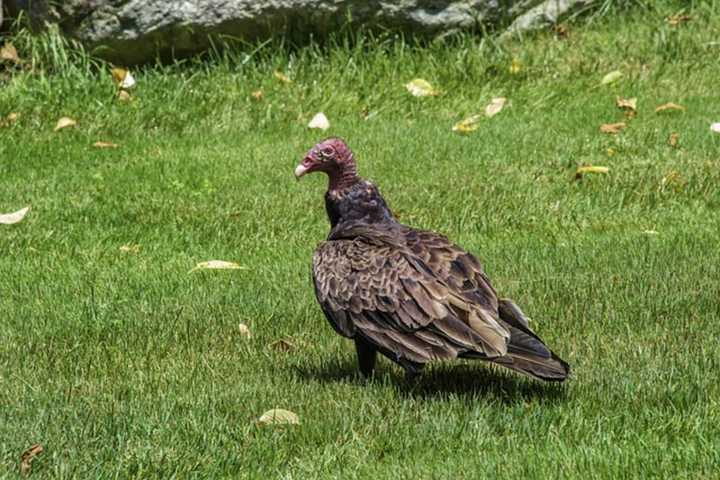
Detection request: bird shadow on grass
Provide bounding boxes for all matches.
[290,357,569,405]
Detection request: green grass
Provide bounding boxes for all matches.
[2,1,720,477]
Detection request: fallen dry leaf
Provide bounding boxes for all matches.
[269,338,296,352]
[117,90,132,102]
[0,206,30,225]
[20,444,43,475]
[554,24,570,38]
[710,123,720,134]
[642,230,659,235]
[119,244,140,254]
[577,166,610,175]
[405,79,440,97]
[601,70,623,85]
[0,43,20,63]
[190,260,246,273]
[93,141,119,149]
[600,122,626,134]
[238,323,252,338]
[111,67,136,90]
[54,117,77,132]
[666,14,691,26]
[258,409,299,426]
[616,96,637,112]
[509,58,522,75]
[308,112,330,131]
[661,170,685,191]
[668,132,679,147]
[0,112,20,127]
[274,71,291,84]
[655,102,685,113]
[485,97,507,118]
[251,90,263,101]
[452,114,482,134]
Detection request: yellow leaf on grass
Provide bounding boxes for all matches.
[668,132,679,147]
[274,71,291,84]
[258,409,299,426]
[54,117,77,132]
[117,90,132,102]
[238,323,252,338]
[0,43,20,63]
[190,260,246,272]
[616,96,637,111]
[601,70,623,85]
[655,102,685,113]
[308,112,330,130]
[0,206,30,225]
[93,141,119,149]
[509,58,522,75]
[405,79,440,97]
[111,67,136,89]
[20,444,43,475]
[643,230,659,235]
[251,90,263,101]
[119,244,140,253]
[485,97,507,118]
[452,114,482,134]
[577,166,609,175]
[666,14,691,26]
[1,112,20,127]
[600,122,626,134]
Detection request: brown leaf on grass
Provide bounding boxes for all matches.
[54,117,77,132]
[257,409,299,426]
[553,24,570,38]
[0,43,20,63]
[666,14,691,26]
[93,141,119,149]
[111,67,136,89]
[616,96,637,112]
[273,71,291,84]
[668,132,679,147]
[117,90,132,102]
[0,206,30,225]
[661,170,685,191]
[251,90,263,101]
[655,102,685,113]
[405,79,440,97]
[238,323,252,338]
[269,338,296,352]
[485,97,507,118]
[600,122,626,134]
[20,444,43,475]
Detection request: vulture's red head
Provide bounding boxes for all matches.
[295,138,358,190]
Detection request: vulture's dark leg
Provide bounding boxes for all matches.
[354,338,377,377]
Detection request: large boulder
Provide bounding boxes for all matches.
[3,0,591,64]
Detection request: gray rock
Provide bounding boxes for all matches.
[4,0,591,64]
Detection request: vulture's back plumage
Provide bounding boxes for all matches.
[296,138,570,382]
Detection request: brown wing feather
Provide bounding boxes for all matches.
[313,237,510,363]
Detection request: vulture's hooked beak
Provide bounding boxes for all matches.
[294,163,309,179]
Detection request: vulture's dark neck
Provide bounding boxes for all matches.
[324,179,395,231]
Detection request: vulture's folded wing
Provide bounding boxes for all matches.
[312,238,510,365]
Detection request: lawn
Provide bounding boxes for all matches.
[1,1,719,477]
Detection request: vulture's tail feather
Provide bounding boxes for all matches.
[494,298,570,382]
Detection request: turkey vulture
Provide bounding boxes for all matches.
[295,138,570,382]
